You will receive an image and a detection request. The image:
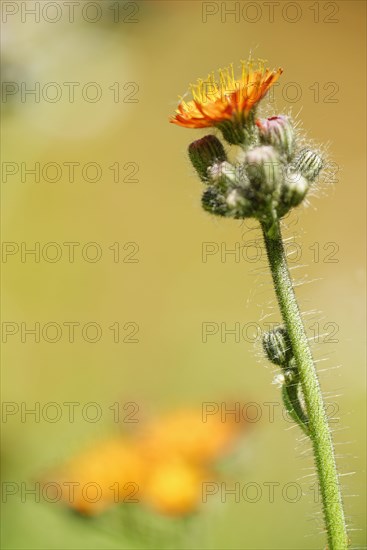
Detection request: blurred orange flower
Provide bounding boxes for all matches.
[47,438,146,516]
[47,406,247,518]
[137,407,245,465]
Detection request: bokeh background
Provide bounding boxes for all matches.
[1,1,366,548]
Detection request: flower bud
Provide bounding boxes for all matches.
[293,149,323,182]
[279,170,309,213]
[226,188,253,218]
[263,326,292,367]
[201,187,228,217]
[226,188,245,208]
[256,115,295,160]
[244,145,283,194]
[208,161,237,189]
[188,135,227,183]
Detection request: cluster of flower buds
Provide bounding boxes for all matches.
[188,115,324,224]
[263,326,309,435]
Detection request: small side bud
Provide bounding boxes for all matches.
[188,135,227,183]
[201,187,228,216]
[293,148,323,182]
[256,115,295,160]
[278,170,310,215]
[263,326,292,367]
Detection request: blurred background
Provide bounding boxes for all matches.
[1,1,366,548]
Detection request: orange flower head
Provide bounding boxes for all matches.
[170,59,283,144]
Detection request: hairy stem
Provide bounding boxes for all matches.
[261,218,347,550]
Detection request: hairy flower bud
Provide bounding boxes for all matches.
[226,188,245,208]
[208,161,237,189]
[188,135,227,183]
[293,149,323,182]
[201,187,228,216]
[263,326,293,367]
[278,170,310,214]
[245,145,282,193]
[226,188,253,218]
[256,115,295,160]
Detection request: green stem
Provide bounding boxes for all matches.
[261,218,347,550]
